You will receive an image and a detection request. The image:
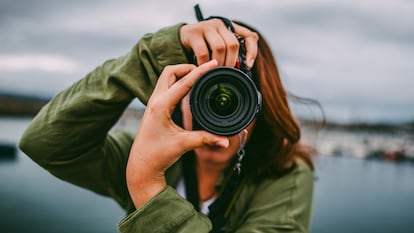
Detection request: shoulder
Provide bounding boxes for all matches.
[229,159,314,232]
[251,159,314,207]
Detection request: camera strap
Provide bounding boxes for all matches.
[194,4,235,33]
[182,151,246,233]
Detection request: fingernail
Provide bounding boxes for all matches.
[201,59,217,68]
[210,59,218,66]
[215,139,229,148]
[247,59,255,68]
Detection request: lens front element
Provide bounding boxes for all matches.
[208,84,239,117]
[190,67,261,136]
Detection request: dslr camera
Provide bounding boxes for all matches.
[190,36,262,136]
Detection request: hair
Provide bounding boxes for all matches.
[236,21,318,181]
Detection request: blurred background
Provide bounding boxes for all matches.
[1,0,413,232]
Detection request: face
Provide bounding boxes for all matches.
[181,94,255,167]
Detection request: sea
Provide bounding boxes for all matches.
[1,117,413,233]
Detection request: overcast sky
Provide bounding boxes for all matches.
[0,0,413,123]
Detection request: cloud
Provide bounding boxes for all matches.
[0,0,413,122]
[0,54,79,73]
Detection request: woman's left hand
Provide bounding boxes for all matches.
[126,60,229,209]
[180,19,258,68]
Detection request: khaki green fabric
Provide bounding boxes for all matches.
[19,23,314,233]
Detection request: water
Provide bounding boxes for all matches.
[1,118,414,233]
[312,156,414,233]
[0,118,125,233]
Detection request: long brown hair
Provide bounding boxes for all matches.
[237,21,316,181]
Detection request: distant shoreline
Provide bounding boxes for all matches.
[1,92,413,163]
[0,93,49,117]
[1,92,413,133]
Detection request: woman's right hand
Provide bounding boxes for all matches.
[126,60,229,209]
[180,19,259,68]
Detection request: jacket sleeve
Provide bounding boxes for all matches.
[18,23,189,210]
[118,186,212,233]
[117,161,314,233]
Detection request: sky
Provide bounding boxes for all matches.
[0,0,413,123]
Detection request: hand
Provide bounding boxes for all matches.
[180,19,258,68]
[126,60,229,208]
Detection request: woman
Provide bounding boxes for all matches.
[19,17,314,233]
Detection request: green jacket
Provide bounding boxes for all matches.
[19,23,314,233]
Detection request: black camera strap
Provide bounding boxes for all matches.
[194,4,235,33]
[182,151,246,233]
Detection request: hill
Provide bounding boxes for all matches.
[0,93,49,116]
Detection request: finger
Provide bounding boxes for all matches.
[180,24,211,65]
[233,24,259,68]
[191,36,210,66]
[243,36,258,68]
[166,60,218,108]
[179,130,229,151]
[204,30,226,66]
[217,27,240,67]
[153,64,196,95]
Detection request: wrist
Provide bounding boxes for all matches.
[126,158,167,209]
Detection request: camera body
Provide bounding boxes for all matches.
[190,36,262,136]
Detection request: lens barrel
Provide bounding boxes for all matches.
[190,67,261,136]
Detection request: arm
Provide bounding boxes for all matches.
[119,61,227,233]
[118,187,212,233]
[18,23,189,209]
[118,160,314,233]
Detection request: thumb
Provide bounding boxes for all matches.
[180,131,229,151]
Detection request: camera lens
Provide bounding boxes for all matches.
[190,67,261,136]
[208,84,238,117]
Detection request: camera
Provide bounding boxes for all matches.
[190,37,262,136]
